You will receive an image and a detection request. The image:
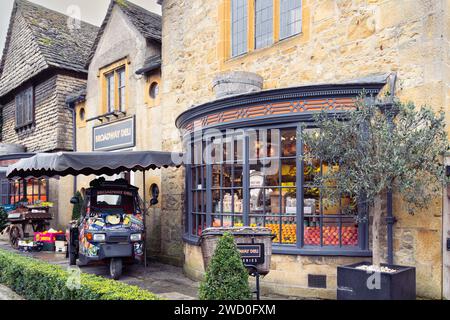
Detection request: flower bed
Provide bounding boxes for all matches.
[0,249,160,300]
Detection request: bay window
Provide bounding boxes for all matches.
[185,124,368,254]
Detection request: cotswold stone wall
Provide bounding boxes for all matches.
[161,0,449,298]
[76,5,167,263]
[1,73,85,152]
[1,73,84,231]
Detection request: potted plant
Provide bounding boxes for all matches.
[302,96,448,300]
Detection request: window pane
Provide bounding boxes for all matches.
[231,0,248,56]
[264,162,279,186]
[233,164,243,187]
[212,190,221,213]
[250,188,264,213]
[118,68,126,111]
[280,0,302,39]
[281,128,297,157]
[212,165,221,188]
[255,0,273,49]
[106,73,115,112]
[281,158,296,185]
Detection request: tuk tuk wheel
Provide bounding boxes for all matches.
[110,258,122,280]
[9,225,23,250]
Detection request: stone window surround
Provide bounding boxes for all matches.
[98,57,130,115]
[145,72,162,108]
[225,0,304,60]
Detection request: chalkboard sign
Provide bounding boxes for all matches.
[237,243,265,265]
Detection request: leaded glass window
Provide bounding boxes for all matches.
[255,0,273,49]
[231,0,248,57]
[280,0,302,39]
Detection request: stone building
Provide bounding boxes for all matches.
[157,0,450,299]
[71,0,170,262]
[0,0,98,227]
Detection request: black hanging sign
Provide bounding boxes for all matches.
[236,243,265,265]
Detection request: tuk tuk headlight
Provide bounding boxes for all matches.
[130,233,142,242]
[92,233,106,242]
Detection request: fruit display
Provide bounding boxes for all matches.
[304,226,358,246]
[266,223,296,244]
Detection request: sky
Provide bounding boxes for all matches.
[0,0,161,53]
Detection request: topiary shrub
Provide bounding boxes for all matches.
[71,191,83,221]
[199,232,252,300]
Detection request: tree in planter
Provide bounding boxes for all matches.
[199,232,252,300]
[301,98,448,267]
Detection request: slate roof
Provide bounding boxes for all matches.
[86,0,162,68]
[0,0,99,97]
[135,55,161,75]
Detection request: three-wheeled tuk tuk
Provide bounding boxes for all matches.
[6,151,181,280]
[68,178,145,279]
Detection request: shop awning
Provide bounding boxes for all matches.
[6,151,183,179]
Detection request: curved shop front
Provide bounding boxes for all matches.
[175,78,387,299]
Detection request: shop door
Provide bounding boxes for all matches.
[444,161,450,299]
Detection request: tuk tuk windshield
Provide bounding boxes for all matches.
[92,189,139,214]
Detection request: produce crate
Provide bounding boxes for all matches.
[200,227,274,275]
[55,241,67,253]
[34,231,65,243]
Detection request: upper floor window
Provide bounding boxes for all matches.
[15,86,34,129]
[255,0,273,49]
[231,0,248,57]
[280,0,302,39]
[101,59,128,114]
[229,1,303,58]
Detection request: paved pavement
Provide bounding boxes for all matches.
[0,284,24,300]
[0,240,198,299]
[0,240,291,300]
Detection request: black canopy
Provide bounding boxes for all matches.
[7,151,183,179]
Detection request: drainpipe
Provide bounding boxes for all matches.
[65,99,77,196]
[386,73,398,266]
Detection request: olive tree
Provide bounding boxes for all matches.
[301,97,448,267]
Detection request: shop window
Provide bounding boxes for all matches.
[255,0,274,49]
[185,124,367,253]
[15,86,34,129]
[280,0,302,39]
[0,178,10,205]
[231,0,248,57]
[8,178,48,204]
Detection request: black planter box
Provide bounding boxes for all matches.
[337,261,416,300]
